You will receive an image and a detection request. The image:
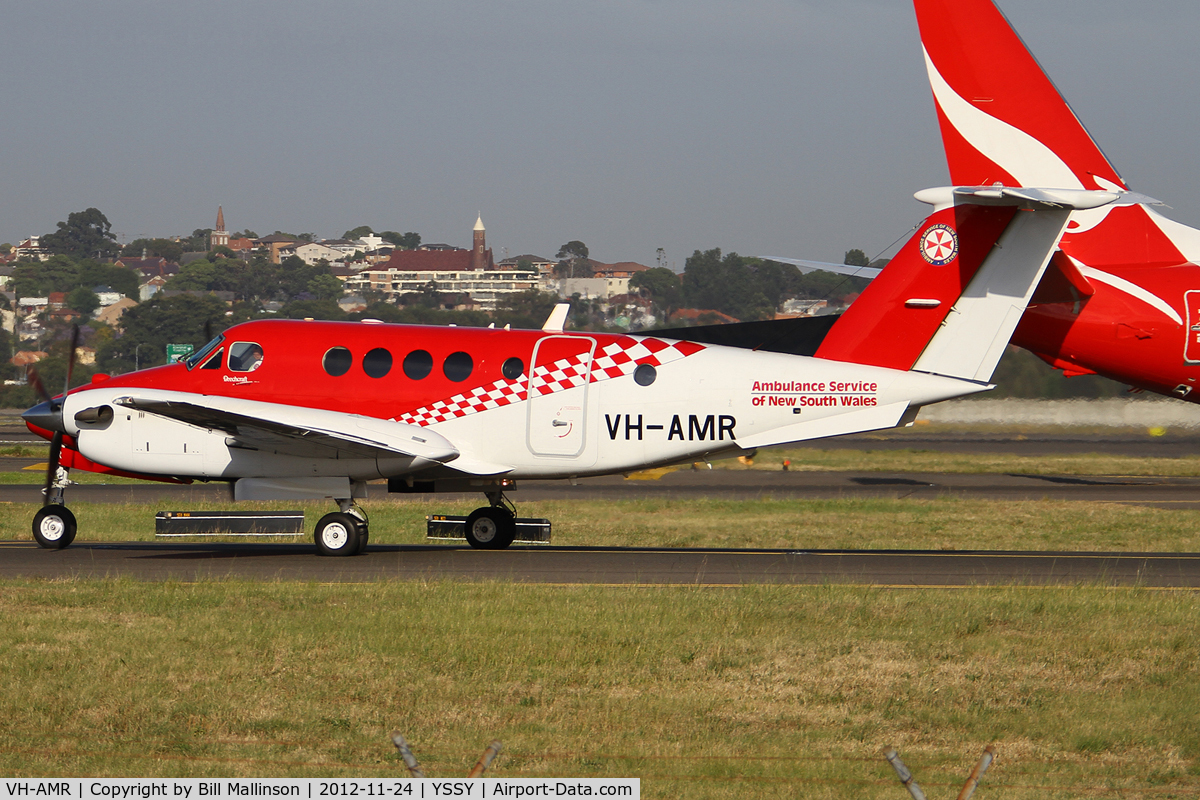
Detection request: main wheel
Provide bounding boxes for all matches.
[33,506,77,550]
[464,506,516,550]
[314,512,363,556]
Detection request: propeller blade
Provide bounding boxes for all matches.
[63,324,81,398]
[25,365,50,405]
[43,431,63,507]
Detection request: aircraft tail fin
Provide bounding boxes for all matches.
[815,187,1122,383]
[914,0,1123,192]
[914,0,1200,269]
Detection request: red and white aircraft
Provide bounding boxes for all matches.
[23,185,1122,554]
[915,0,1200,401]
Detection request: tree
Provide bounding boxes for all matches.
[78,261,139,298]
[499,289,559,322]
[751,259,802,310]
[96,294,230,373]
[629,267,682,316]
[307,274,345,301]
[66,286,100,316]
[555,241,591,278]
[343,225,375,240]
[381,231,421,249]
[682,249,772,321]
[41,208,120,260]
[121,237,183,262]
[183,229,213,253]
[279,255,332,300]
[844,249,870,267]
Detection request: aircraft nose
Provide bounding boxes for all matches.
[22,400,65,434]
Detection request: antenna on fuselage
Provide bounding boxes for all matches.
[541,303,570,333]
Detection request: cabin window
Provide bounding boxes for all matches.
[228,342,264,372]
[403,349,433,380]
[634,363,657,386]
[323,346,352,376]
[443,351,473,382]
[363,348,392,378]
[502,357,524,380]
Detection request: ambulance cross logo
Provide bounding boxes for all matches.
[920,223,959,265]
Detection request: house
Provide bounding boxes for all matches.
[227,237,255,255]
[669,308,740,325]
[139,275,168,301]
[93,297,138,329]
[13,237,48,261]
[291,241,347,266]
[11,350,48,368]
[254,234,304,264]
[591,261,650,297]
[337,295,368,313]
[92,286,124,307]
[344,217,535,312]
[116,256,179,281]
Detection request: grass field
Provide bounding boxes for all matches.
[4,438,1200,795]
[1,582,1197,798]
[3,495,1200,552]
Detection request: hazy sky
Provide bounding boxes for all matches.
[3,0,1199,267]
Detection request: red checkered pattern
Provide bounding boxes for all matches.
[394,336,704,427]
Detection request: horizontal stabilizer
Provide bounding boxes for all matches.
[817,187,1125,380]
[914,186,1161,212]
[758,257,882,279]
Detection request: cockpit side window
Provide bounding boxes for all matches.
[228,342,264,372]
[185,335,225,370]
[200,349,224,370]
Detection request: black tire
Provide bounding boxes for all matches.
[464,506,516,550]
[33,506,77,550]
[314,512,362,556]
[353,524,369,555]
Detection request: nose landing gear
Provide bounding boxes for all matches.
[33,461,77,550]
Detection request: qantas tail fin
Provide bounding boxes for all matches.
[914,0,1200,268]
[915,0,1122,192]
[816,188,1122,383]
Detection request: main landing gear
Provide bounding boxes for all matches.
[33,466,77,550]
[314,499,369,556]
[464,488,516,550]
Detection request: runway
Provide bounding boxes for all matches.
[5,427,1200,586]
[2,540,1198,587]
[2,468,1199,507]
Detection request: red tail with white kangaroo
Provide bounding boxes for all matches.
[916,0,1200,400]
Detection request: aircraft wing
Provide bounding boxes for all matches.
[109,391,460,464]
[759,257,882,279]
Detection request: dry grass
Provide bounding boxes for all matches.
[0,582,1196,798]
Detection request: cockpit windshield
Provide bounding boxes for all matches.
[185,335,225,370]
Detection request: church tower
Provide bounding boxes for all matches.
[210,206,229,249]
[471,214,487,271]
